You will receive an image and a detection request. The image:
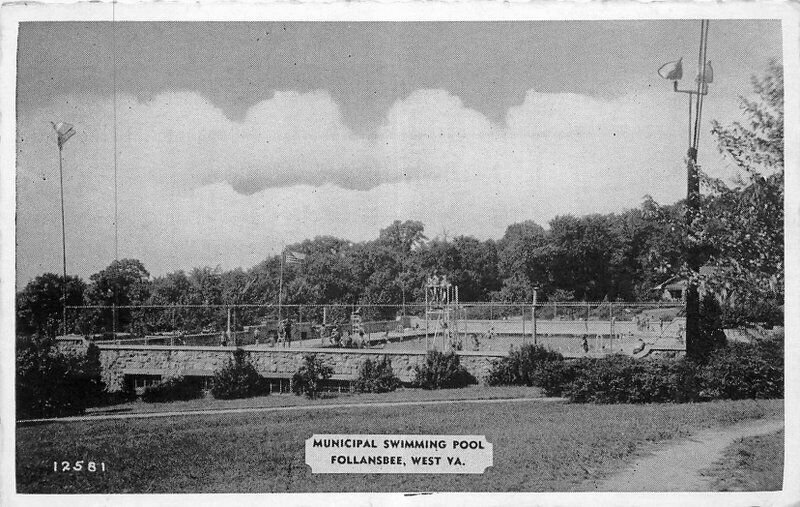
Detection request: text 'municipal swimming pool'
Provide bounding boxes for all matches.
[305,434,493,474]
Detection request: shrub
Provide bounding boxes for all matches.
[412,350,476,389]
[533,358,585,397]
[488,333,782,405]
[211,348,269,399]
[292,354,334,399]
[141,376,204,403]
[663,358,703,403]
[118,377,138,403]
[16,338,106,419]
[700,336,783,400]
[565,355,638,404]
[630,358,702,403]
[563,355,702,404]
[353,356,401,393]
[486,357,518,386]
[487,344,563,386]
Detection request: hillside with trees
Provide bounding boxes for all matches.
[16,64,784,337]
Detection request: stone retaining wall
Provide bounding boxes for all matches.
[93,343,506,391]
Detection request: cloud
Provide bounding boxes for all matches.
[15,86,743,285]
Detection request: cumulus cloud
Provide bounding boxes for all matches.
[15,86,742,284]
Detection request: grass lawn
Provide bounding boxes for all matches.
[80,385,548,417]
[701,429,784,491]
[17,398,782,493]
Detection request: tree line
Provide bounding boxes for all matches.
[16,63,783,337]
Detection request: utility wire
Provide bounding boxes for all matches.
[691,20,705,152]
[694,21,710,152]
[112,1,119,260]
[112,0,119,337]
[692,20,710,152]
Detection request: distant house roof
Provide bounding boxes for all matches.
[652,266,720,292]
[653,275,682,292]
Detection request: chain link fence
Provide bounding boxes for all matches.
[63,301,685,354]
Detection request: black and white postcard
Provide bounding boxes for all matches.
[2,2,798,506]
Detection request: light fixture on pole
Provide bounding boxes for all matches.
[657,19,712,359]
[52,121,76,337]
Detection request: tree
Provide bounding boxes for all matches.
[211,348,269,399]
[291,353,333,399]
[187,266,222,305]
[545,214,624,301]
[84,259,151,335]
[16,273,85,337]
[353,356,401,393]
[451,236,500,301]
[150,271,192,305]
[703,62,784,327]
[632,197,687,300]
[247,257,281,305]
[377,220,427,253]
[417,236,499,301]
[359,221,428,317]
[496,221,548,301]
[711,61,783,177]
[185,266,223,331]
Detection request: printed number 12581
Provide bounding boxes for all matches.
[53,461,106,472]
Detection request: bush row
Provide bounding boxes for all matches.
[412,350,476,389]
[488,338,784,404]
[18,340,482,417]
[487,343,563,387]
[143,349,477,401]
[21,336,780,417]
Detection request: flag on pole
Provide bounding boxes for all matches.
[657,58,683,81]
[284,250,307,265]
[52,122,76,149]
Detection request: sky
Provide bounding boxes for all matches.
[15,20,783,287]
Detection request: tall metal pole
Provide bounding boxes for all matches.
[532,287,538,346]
[685,150,701,359]
[685,20,710,359]
[226,307,231,346]
[277,250,284,325]
[660,19,711,360]
[58,145,67,336]
[112,1,120,338]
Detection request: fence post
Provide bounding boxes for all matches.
[425,289,429,350]
[464,307,468,341]
[521,304,525,346]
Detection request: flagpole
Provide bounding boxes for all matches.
[278,248,284,326]
[58,142,67,337]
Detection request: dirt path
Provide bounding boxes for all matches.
[18,395,563,424]
[594,417,784,491]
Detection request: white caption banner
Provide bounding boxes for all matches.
[305,434,493,474]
